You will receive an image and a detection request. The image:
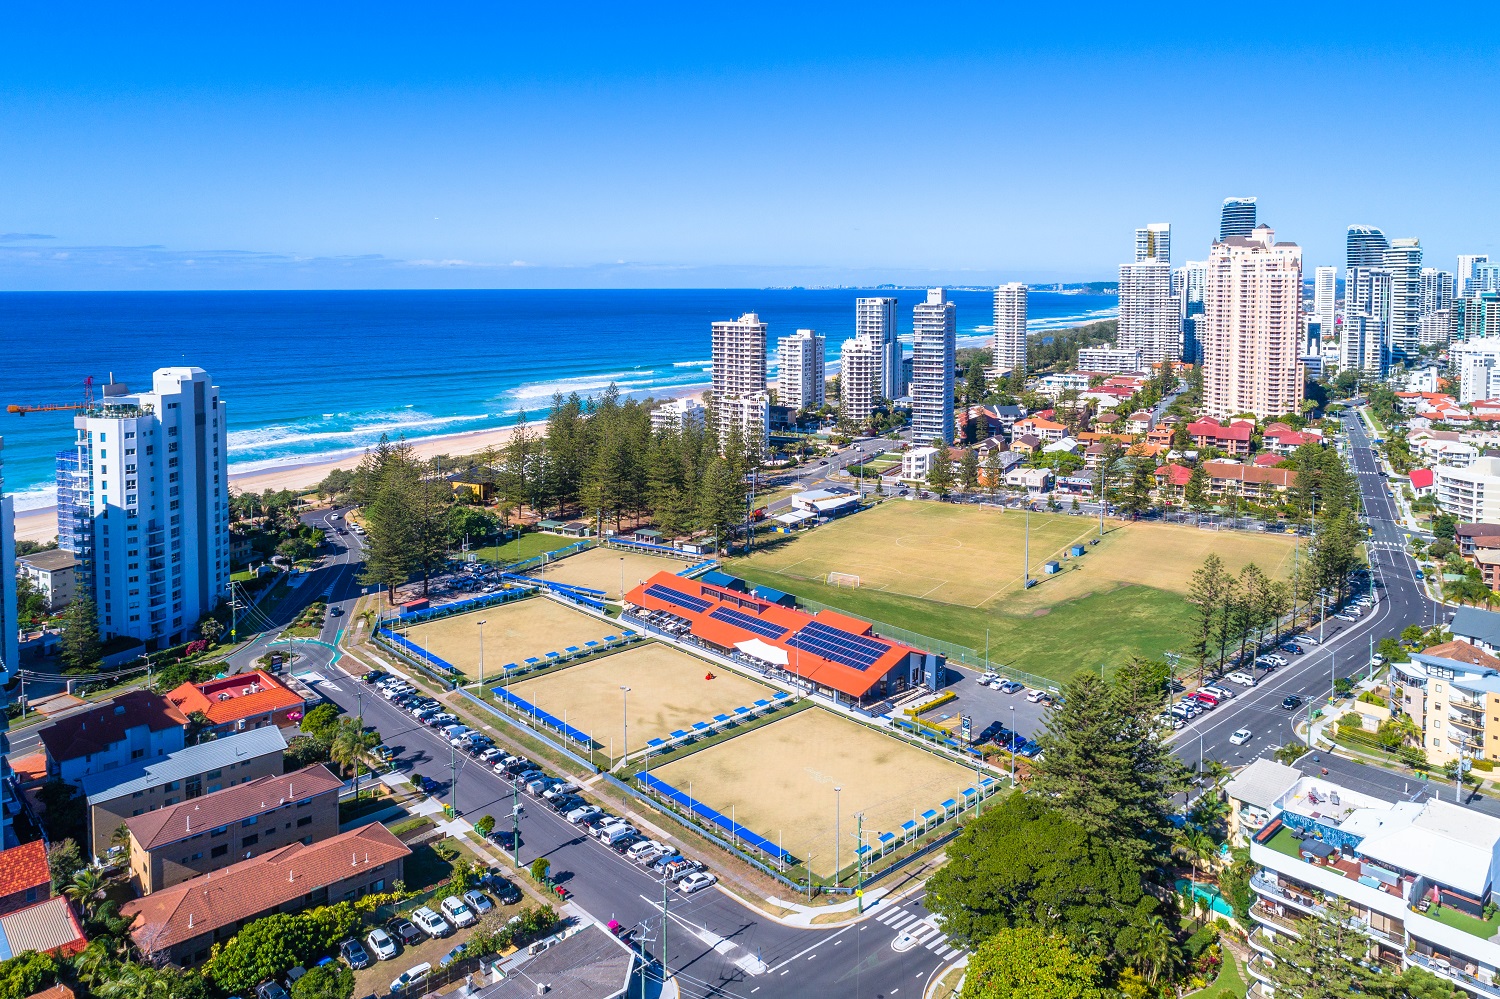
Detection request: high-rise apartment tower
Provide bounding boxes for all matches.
[910,289,956,445]
[1202,226,1304,418]
[776,329,825,411]
[1135,223,1171,264]
[854,297,902,401]
[1218,198,1257,241]
[991,283,1028,377]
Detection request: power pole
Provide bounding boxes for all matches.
[511,776,522,867]
[450,741,458,818]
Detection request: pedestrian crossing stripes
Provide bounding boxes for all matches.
[875,905,966,960]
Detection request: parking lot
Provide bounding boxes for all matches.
[931,667,1052,744]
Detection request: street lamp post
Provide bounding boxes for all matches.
[620,557,625,602]
[477,619,487,686]
[1009,705,1016,785]
[834,786,842,889]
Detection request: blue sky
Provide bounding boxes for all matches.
[1,3,1494,290]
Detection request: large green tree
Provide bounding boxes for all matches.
[960,926,1111,999]
[59,594,102,672]
[927,795,1159,959]
[1030,658,1188,869]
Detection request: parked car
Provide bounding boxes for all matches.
[411,906,451,938]
[627,840,667,864]
[543,782,580,800]
[341,939,372,970]
[255,983,290,999]
[1279,644,1304,656]
[599,824,638,846]
[439,943,468,969]
[1190,691,1220,708]
[482,872,522,905]
[463,889,493,915]
[678,871,718,894]
[387,918,423,948]
[1229,728,1253,746]
[389,963,432,994]
[1025,689,1051,703]
[567,805,602,824]
[366,928,398,961]
[440,895,477,928]
[996,680,1023,694]
[1225,671,1256,687]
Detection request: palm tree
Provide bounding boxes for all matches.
[1131,914,1178,985]
[110,823,133,855]
[64,869,105,918]
[331,716,380,798]
[71,941,112,991]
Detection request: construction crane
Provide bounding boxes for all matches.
[6,376,94,416]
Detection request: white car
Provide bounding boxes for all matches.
[390,963,430,993]
[440,895,477,928]
[1202,685,1235,700]
[1229,728,1253,746]
[1025,689,1049,703]
[1263,654,1288,667]
[1225,671,1256,687]
[677,871,718,894]
[411,906,451,938]
[979,672,1000,683]
[365,928,398,961]
[1335,613,1358,623]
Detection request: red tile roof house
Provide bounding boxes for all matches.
[1458,523,1500,557]
[1187,419,1254,456]
[1253,452,1286,468]
[38,691,188,787]
[122,822,409,967]
[1409,467,1435,498]
[166,670,310,736]
[1262,426,1320,454]
[0,842,51,918]
[1154,464,1193,502]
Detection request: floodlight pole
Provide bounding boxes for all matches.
[477,619,487,686]
[834,786,842,888]
[621,686,631,767]
[1024,508,1031,583]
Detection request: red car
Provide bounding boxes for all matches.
[1191,690,1220,708]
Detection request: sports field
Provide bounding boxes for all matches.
[508,643,774,755]
[402,600,619,679]
[474,532,579,564]
[655,709,978,878]
[532,547,693,599]
[730,501,1298,680]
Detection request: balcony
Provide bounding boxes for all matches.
[1409,953,1500,999]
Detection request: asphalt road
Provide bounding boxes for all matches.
[1167,409,1439,771]
[252,505,964,999]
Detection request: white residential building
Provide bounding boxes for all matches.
[710,313,769,448]
[1117,259,1181,364]
[839,333,883,424]
[1135,223,1171,264]
[1459,255,1491,298]
[56,368,230,648]
[1177,260,1208,363]
[901,446,939,481]
[855,297,902,400]
[1076,346,1143,374]
[1452,339,1500,404]
[0,437,16,848]
[1314,265,1337,345]
[1225,759,1500,999]
[1343,266,1392,377]
[1202,226,1305,419]
[776,329,825,411]
[991,283,1028,377]
[911,289,956,445]
[1386,238,1424,362]
[649,397,706,433]
[1435,456,1500,524]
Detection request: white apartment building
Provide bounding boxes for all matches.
[1135,223,1171,263]
[1435,457,1500,524]
[1177,260,1208,363]
[910,289,956,445]
[1453,340,1500,404]
[855,297,902,400]
[1226,758,1500,999]
[1203,226,1305,419]
[59,368,230,648]
[1076,346,1143,374]
[1386,238,1424,362]
[991,283,1027,377]
[1314,265,1337,345]
[16,550,78,612]
[1343,266,1392,377]
[649,397,706,433]
[1117,259,1181,364]
[0,437,16,848]
[901,446,939,481]
[776,329,825,411]
[709,313,769,448]
[839,333,883,424]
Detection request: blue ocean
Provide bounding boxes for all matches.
[0,289,1116,508]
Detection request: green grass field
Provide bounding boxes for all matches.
[730,501,1296,682]
[473,532,579,564]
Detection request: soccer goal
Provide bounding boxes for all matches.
[827,571,862,588]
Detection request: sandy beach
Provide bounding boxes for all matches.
[13,422,523,544]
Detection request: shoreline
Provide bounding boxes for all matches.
[13,384,710,544]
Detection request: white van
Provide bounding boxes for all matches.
[1202,684,1235,700]
[627,840,666,863]
[1225,671,1256,687]
[599,824,637,846]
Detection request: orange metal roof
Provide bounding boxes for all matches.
[166,670,303,725]
[626,572,919,698]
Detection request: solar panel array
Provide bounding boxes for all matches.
[644,583,711,614]
[710,605,788,640]
[786,621,889,671]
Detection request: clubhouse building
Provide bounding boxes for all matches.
[624,571,943,707]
